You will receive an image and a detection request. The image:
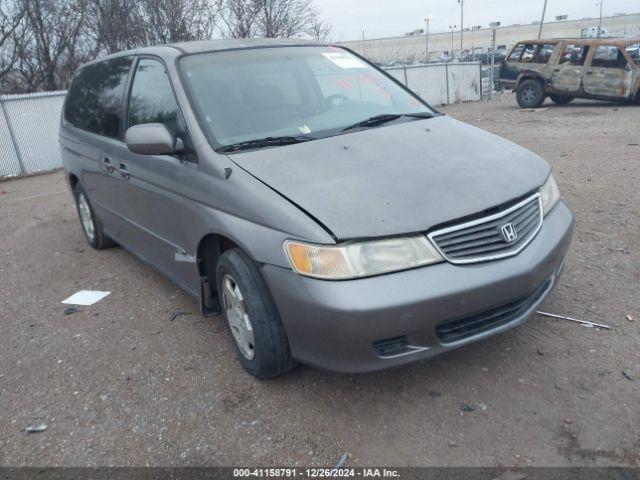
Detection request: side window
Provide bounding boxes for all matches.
[592,46,628,69]
[128,59,179,136]
[520,44,536,63]
[559,44,589,66]
[627,44,640,65]
[508,44,525,61]
[534,44,556,64]
[64,57,132,137]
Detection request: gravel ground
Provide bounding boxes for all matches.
[0,93,638,467]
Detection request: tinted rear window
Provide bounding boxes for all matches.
[64,57,133,138]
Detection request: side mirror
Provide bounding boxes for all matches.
[125,123,175,156]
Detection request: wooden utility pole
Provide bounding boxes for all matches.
[538,0,548,38]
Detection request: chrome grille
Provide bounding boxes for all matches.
[428,193,543,264]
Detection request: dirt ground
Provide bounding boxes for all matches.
[1,93,638,467]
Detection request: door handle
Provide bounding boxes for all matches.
[553,68,560,72]
[103,157,115,173]
[118,162,130,180]
[586,71,593,75]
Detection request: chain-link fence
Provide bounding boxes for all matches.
[0,91,66,179]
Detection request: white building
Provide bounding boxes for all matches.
[340,13,640,63]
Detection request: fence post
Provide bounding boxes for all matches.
[0,97,27,176]
[403,66,408,86]
[479,62,483,100]
[445,62,451,104]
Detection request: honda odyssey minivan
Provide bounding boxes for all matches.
[60,39,574,378]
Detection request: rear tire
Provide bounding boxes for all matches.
[549,94,574,105]
[73,183,116,250]
[216,248,296,379]
[516,79,546,108]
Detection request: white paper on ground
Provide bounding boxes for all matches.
[62,290,111,306]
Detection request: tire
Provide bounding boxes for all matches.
[516,79,546,108]
[549,94,574,105]
[216,248,296,378]
[73,183,116,250]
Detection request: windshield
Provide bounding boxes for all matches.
[627,44,640,65]
[180,46,436,149]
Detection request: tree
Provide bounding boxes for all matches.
[138,0,218,44]
[218,0,331,39]
[0,0,25,90]
[217,0,258,39]
[86,0,145,54]
[16,0,92,91]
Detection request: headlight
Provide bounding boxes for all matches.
[540,174,561,216]
[284,236,443,280]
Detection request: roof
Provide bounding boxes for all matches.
[164,38,324,54]
[519,37,640,46]
[79,38,328,68]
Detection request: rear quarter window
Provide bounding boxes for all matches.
[64,56,133,138]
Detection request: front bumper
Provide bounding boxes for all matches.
[262,201,574,373]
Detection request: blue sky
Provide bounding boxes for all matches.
[318,0,639,41]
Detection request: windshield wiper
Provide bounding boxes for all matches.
[216,135,315,153]
[340,112,434,133]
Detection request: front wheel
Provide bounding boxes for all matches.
[216,248,296,378]
[549,94,574,105]
[516,79,546,108]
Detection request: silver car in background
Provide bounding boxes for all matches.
[60,39,574,378]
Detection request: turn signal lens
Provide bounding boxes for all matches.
[284,236,443,280]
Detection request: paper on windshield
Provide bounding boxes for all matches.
[322,52,366,69]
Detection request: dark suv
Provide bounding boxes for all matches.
[500,38,640,108]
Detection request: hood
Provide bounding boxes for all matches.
[230,116,550,240]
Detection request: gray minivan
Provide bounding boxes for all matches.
[60,39,574,378]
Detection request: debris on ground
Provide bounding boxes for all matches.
[448,441,458,448]
[536,311,611,330]
[333,452,349,469]
[64,306,80,315]
[170,310,192,322]
[626,313,635,322]
[460,403,474,413]
[429,391,442,400]
[519,107,548,113]
[24,423,47,433]
[61,290,110,306]
[622,370,633,381]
